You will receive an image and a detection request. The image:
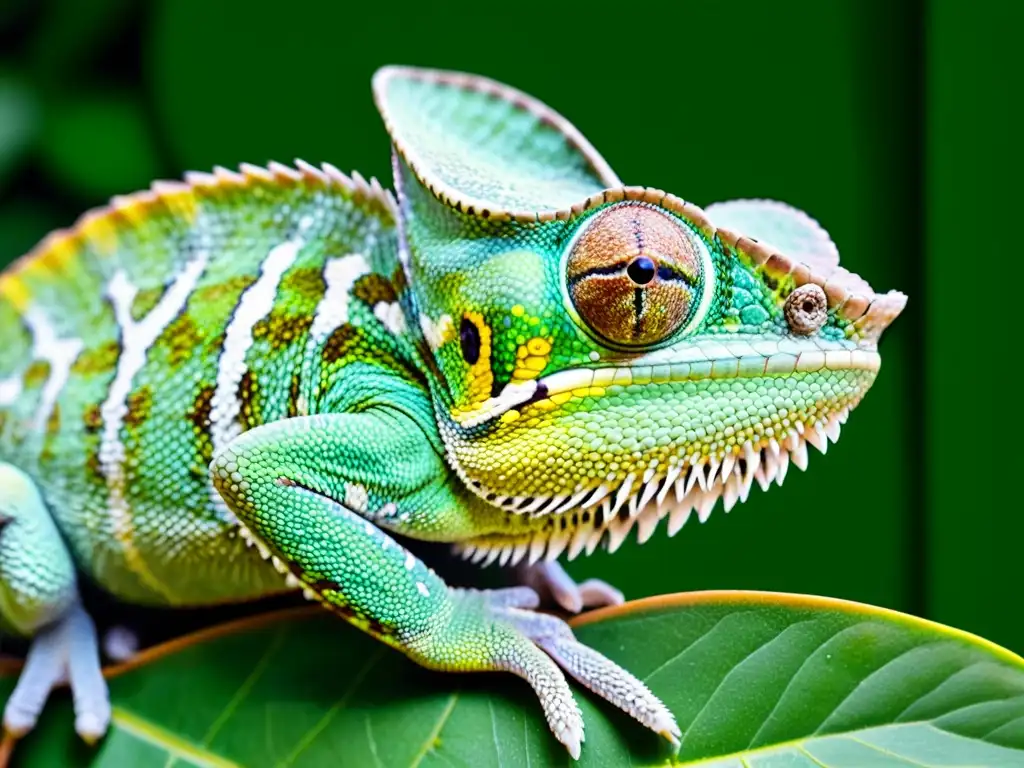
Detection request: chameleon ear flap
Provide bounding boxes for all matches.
[372,66,621,220]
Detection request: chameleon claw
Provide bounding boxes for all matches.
[75,712,107,745]
[561,723,583,761]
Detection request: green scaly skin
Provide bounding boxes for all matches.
[0,66,906,757]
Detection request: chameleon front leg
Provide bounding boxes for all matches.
[0,463,109,743]
[211,412,679,758]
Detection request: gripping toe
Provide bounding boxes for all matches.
[518,561,625,614]
[3,604,109,744]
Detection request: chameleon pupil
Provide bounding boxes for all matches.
[460,317,481,364]
[626,256,657,285]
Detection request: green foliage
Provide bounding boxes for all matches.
[39,95,159,198]
[4,593,1022,767]
[0,76,38,191]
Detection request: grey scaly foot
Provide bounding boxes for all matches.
[518,561,625,614]
[102,625,139,663]
[3,603,109,742]
[486,587,680,749]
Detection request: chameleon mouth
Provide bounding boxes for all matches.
[449,336,880,430]
[444,336,885,568]
[454,401,854,568]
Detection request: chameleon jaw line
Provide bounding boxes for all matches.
[450,340,880,430]
[455,403,854,569]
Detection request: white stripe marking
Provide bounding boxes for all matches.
[209,239,304,453]
[21,307,84,432]
[373,301,406,334]
[100,253,208,599]
[307,253,369,345]
[0,376,21,406]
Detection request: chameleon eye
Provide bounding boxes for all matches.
[566,204,703,346]
[460,316,481,364]
[784,284,828,335]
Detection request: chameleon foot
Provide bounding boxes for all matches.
[3,603,110,743]
[408,586,679,758]
[518,561,625,614]
[102,625,139,663]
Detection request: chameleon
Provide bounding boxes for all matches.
[0,66,906,759]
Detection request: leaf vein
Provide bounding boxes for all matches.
[795,744,828,767]
[745,623,851,749]
[277,644,386,767]
[979,713,1024,741]
[845,732,936,766]
[365,715,385,768]
[813,640,955,735]
[111,707,241,768]
[409,692,459,768]
[642,613,736,684]
[201,625,289,748]
[679,623,807,752]
[891,660,988,722]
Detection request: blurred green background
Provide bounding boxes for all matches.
[0,0,1018,652]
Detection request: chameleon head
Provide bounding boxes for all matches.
[375,66,907,552]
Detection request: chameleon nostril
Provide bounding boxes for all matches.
[626,257,657,285]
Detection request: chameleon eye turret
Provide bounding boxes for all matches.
[784,283,828,335]
[566,203,705,346]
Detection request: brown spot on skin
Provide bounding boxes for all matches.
[189,385,215,468]
[391,265,408,295]
[39,405,62,463]
[84,403,103,431]
[322,324,361,365]
[124,386,153,428]
[22,360,51,389]
[363,615,397,638]
[192,275,256,305]
[72,341,120,376]
[160,313,203,365]
[130,286,165,321]
[237,370,260,428]
[86,452,104,483]
[252,312,313,351]
[287,373,303,418]
[46,403,60,437]
[279,266,326,302]
[352,273,398,306]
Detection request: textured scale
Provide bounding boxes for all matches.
[0,67,905,757]
[0,163,405,604]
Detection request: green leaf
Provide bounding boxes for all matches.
[39,94,160,199]
[3,593,1023,766]
[0,76,39,190]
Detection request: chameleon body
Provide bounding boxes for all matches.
[0,67,905,757]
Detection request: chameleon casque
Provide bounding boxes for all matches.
[0,66,906,758]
